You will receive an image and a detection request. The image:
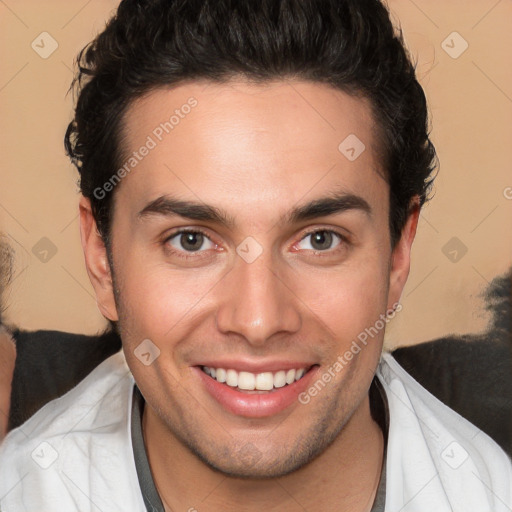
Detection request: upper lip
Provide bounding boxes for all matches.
[195,359,317,373]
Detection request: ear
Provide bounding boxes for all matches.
[79,196,119,321]
[387,197,420,310]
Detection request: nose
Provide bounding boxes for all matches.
[215,250,302,346]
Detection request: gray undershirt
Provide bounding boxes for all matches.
[131,382,387,512]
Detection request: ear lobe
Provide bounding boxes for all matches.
[387,197,420,310]
[79,196,119,321]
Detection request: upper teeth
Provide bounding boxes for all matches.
[202,366,307,390]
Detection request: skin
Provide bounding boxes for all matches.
[80,79,419,511]
[0,327,16,442]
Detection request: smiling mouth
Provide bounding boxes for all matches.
[200,365,316,394]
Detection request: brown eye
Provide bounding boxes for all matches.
[167,230,214,253]
[296,230,342,252]
[310,231,333,250]
[180,232,203,251]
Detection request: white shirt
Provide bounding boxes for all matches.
[0,350,510,511]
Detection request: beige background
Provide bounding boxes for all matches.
[0,0,511,348]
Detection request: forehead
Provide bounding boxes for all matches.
[117,79,387,226]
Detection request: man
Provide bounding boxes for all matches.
[0,1,510,511]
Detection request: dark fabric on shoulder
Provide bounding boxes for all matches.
[8,328,122,431]
[392,336,512,457]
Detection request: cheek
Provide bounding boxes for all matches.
[293,261,389,410]
[114,258,222,342]
[293,255,390,342]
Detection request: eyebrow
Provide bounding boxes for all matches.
[137,192,372,228]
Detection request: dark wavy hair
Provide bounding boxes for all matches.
[65,0,437,249]
[0,236,13,325]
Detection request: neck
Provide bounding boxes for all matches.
[143,394,384,512]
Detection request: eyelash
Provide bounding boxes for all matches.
[162,227,349,260]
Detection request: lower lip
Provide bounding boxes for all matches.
[194,366,319,418]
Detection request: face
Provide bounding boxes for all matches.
[80,79,417,478]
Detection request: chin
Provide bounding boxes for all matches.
[182,423,338,481]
